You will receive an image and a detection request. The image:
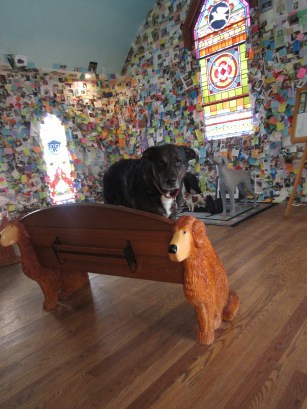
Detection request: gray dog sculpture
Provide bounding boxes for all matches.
[213,156,257,216]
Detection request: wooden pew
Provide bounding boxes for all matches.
[0,203,238,345]
[20,203,183,281]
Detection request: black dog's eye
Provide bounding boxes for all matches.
[175,159,182,166]
[158,160,166,168]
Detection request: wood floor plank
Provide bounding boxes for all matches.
[123,281,306,409]
[0,203,306,409]
[0,281,186,404]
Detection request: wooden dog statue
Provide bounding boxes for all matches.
[169,216,239,345]
[0,220,89,311]
[213,155,257,216]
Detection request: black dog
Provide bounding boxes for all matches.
[103,144,196,218]
[183,172,202,194]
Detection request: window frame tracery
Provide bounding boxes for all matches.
[183,0,255,140]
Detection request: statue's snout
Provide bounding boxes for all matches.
[168,244,177,254]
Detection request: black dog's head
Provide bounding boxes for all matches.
[142,144,196,197]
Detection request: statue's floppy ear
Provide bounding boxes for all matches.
[184,147,197,161]
[192,219,206,248]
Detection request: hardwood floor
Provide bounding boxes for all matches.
[0,203,306,409]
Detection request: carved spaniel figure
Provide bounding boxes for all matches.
[0,220,89,311]
[169,216,239,345]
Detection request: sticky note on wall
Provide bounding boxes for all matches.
[297,67,307,78]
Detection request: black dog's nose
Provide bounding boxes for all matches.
[166,178,176,185]
[168,244,177,254]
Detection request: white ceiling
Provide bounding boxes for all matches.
[0,0,156,74]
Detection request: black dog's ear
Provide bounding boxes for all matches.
[184,147,197,161]
[142,146,157,161]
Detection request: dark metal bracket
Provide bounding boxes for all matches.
[124,240,137,273]
[52,236,65,265]
[52,237,137,273]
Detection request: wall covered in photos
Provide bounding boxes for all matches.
[0,71,135,213]
[0,0,306,215]
[120,0,307,202]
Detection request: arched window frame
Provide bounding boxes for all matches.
[184,0,256,140]
[39,114,75,204]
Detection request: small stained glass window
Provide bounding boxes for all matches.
[40,114,75,204]
[193,0,253,139]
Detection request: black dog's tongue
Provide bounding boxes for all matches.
[153,179,180,199]
[164,188,180,199]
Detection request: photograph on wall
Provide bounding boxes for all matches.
[274,28,286,48]
[88,62,98,73]
[286,0,300,13]
[259,0,273,12]
[295,90,307,138]
[254,177,264,194]
[298,90,307,113]
[290,86,307,143]
[15,55,28,68]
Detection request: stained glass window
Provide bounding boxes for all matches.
[193,0,252,139]
[40,114,75,204]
